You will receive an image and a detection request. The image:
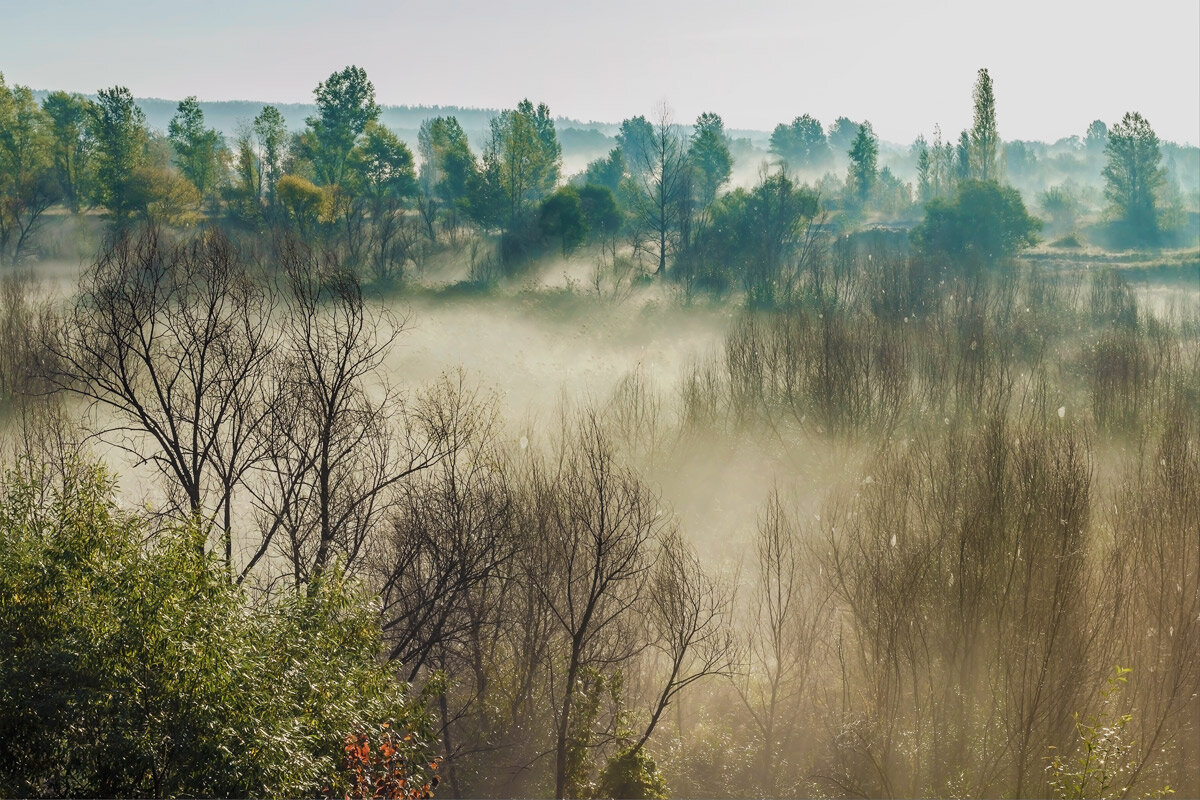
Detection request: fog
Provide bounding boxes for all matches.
[2,59,1198,800]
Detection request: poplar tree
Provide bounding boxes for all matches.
[969,67,1000,182]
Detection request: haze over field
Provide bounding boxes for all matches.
[1,5,1198,800]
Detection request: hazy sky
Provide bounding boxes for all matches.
[3,0,1198,144]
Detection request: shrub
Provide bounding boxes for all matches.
[0,458,437,798]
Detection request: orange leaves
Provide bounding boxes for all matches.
[328,725,440,800]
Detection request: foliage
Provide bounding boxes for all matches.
[87,86,150,227]
[477,99,561,230]
[0,458,437,798]
[582,147,626,194]
[679,170,819,303]
[0,73,58,264]
[688,111,732,208]
[1103,111,1167,246]
[306,65,381,186]
[417,115,477,231]
[40,90,92,213]
[349,121,417,204]
[278,172,328,233]
[597,746,669,800]
[253,104,289,206]
[330,725,441,800]
[539,185,587,255]
[828,116,861,154]
[1047,667,1173,800]
[167,96,224,201]
[969,67,1000,182]
[910,178,1040,263]
[769,114,833,172]
[847,121,878,209]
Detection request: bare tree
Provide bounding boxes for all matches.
[625,104,689,276]
[738,489,830,796]
[634,527,735,752]
[259,237,454,586]
[52,226,277,569]
[528,414,664,799]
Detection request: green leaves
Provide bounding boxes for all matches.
[0,459,435,798]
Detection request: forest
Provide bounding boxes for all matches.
[0,63,1198,799]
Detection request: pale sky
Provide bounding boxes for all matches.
[3,0,1198,144]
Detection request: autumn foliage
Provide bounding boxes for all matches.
[329,724,441,800]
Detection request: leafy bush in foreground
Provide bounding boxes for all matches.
[0,459,436,798]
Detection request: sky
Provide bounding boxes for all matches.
[2,0,1198,145]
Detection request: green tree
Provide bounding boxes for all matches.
[621,106,689,275]
[579,183,621,240]
[348,122,418,280]
[582,147,625,194]
[277,173,327,234]
[616,115,655,179]
[769,114,832,171]
[969,67,1000,182]
[252,104,289,208]
[0,458,437,798]
[1102,111,1166,246]
[0,74,58,265]
[479,99,561,229]
[1085,119,1108,153]
[539,185,587,255]
[226,132,262,226]
[417,115,477,232]
[87,85,150,228]
[306,65,380,186]
[41,90,92,213]
[847,120,878,208]
[688,111,733,209]
[828,116,861,155]
[168,96,224,204]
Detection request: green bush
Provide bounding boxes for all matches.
[0,459,436,798]
[911,179,1041,264]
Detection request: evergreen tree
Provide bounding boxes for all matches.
[847,121,878,208]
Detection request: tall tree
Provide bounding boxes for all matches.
[168,97,224,204]
[581,148,625,196]
[0,74,58,265]
[348,122,418,280]
[417,116,476,235]
[969,67,1000,182]
[306,65,380,186]
[252,105,288,208]
[41,91,92,213]
[616,116,655,179]
[847,120,878,209]
[622,105,689,275]
[87,86,149,228]
[479,99,561,229]
[1102,111,1166,246]
[688,111,733,209]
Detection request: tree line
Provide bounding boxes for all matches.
[1,66,1187,279]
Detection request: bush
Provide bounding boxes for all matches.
[0,459,437,798]
[911,179,1041,265]
[597,746,669,800]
